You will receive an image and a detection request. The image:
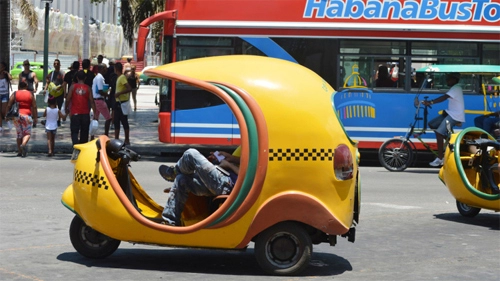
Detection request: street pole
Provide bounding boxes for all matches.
[42,1,52,91]
[83,0,90,60]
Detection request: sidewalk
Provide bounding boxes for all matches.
[0,85,217,157]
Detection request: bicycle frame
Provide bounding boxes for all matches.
[403,96,440,158]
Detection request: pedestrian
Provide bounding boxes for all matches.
[113,62,132,145]
[74,59,95,89]
[422,73,464,167]
[92,55,104,74]
[91,63,112,139]
[6,81,37,157]
[126,65,140,111]
[0,61,13,132]
[43,97,65,156]
[66,70,97,145]
[19,59,38,94]
[45,59,65,126]
[63,61,79,98]
[105,59,117,129]
[159,147,241,226]
[123,57,132,73]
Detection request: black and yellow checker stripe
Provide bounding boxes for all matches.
[269,148,334,161]
[74,170,109,190]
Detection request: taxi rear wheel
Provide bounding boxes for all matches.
[456,200,481,217]
[69,216,121,259]
[254,222,312,275]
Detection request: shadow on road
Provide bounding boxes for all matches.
[57,248,352,276]
[434,213,500,230]
[376,168,439,174]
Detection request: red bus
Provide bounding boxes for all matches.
[136,0,500,148]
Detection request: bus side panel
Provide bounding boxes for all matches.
[334,90,492,150]
[171,104,240,145]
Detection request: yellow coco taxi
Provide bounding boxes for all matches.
[61,55,360,275]
[439,127,500,217]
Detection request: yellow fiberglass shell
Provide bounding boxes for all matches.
[61,136,256,248]
[61,55,359,250]
[148,56,359,240]
[439,128,500,211]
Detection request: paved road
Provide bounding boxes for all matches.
[0,155,498,281]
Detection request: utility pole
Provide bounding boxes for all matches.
[42,0,53,90]
[82,0,90,60]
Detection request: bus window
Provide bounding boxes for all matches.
[339,56,407,90]
[271,38,338,87]
[174,84,225,110]
[411,59,481,93]
[483,44,500,65]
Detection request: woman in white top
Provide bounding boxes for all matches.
[43,97,65,156]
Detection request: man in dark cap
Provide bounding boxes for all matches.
[63,61,79,98]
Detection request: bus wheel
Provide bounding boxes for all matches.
[254,222,312,276]
[378,138,413,172]
[69,216,121,259]
[456,200,481,217]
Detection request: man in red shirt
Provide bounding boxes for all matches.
[65,70,98,145]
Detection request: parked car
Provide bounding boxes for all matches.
[10,61,52,82]
[138,66,160,85]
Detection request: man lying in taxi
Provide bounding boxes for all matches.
[159,147,241,226]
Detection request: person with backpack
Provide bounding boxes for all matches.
[44,59,66,126]
[0,61,13,132]
[6,81,37,157]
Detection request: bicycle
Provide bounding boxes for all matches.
[378,95,444,171]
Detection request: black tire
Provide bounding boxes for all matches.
[69,216,121,259]
[456,200,481,217]
[148,79,158,86]
[378,138,413,172]
[254,222,312,276]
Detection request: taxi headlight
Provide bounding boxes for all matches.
[334,144,353,180]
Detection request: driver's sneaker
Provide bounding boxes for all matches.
[429,157,443,167]
[159,165,177,182]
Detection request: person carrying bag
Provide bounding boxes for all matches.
[6,81,37,157]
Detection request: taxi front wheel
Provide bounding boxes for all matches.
[69,216,121,259]
[254,222,312,275]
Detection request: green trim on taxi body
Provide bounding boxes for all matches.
[454,127,500,201]
[209,83,259,226]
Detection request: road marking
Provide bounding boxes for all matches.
[0,268,44,281]
[363,203,422,210]
[0,244,67,252]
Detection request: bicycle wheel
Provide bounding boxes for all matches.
[378,138,414,172]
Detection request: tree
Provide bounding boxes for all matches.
[92,0,165,47]
[1,0,38,67]
[3,0,163,64]
[0,0,10,66]
[132,0,165,43]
